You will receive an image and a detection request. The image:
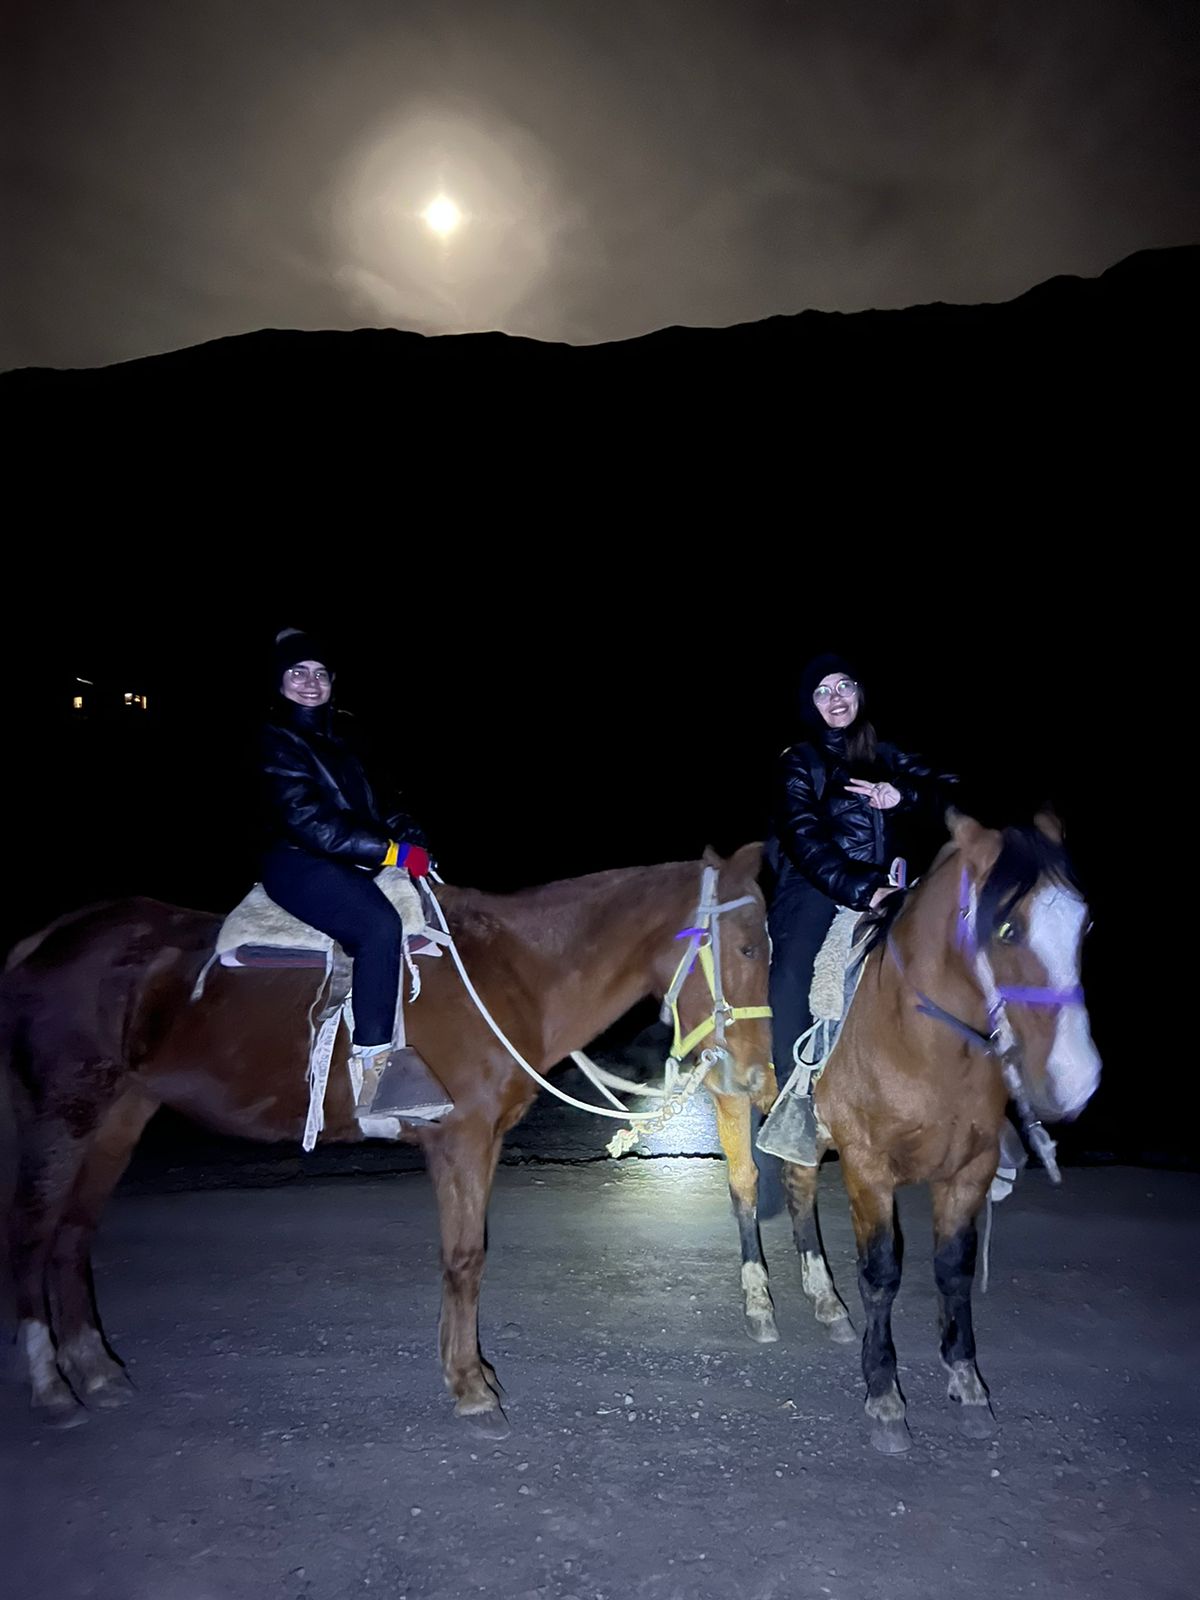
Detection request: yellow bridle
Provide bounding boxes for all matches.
[662,866,773,1068]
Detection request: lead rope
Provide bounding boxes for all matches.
[420,869,763,1149]
[420,876,660,1121]
[981,1194,995,1294]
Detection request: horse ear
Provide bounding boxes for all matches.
[702,845,723,868]
[1034,808,1065,845]
[947,809,1002,872]
[728,841,764,881]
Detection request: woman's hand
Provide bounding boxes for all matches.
[846,779,901,810]
[869,885,900,910]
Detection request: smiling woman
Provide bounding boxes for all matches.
[333,105,565,333]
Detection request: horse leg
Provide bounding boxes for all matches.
[712,1091,778,1343]
[48,1088,159,1408]
[931,1161,995,1439]
[781,1156,855,1344]
[424,1118,509,1438]
[10,1116,92,1424]
[843,1158,908,1453]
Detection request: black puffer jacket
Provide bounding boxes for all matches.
[768,734,948,911]
[261,702,426,868]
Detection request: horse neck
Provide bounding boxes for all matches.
[892,850,986,1024]
[487,861,704,1068]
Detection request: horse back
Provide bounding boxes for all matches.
[1,898,220,1066]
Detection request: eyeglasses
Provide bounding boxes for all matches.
[287,667,331,685]
[812,678,858,704]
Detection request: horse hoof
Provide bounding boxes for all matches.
[959,1404,995,1440]
[746,1313,781,1344]
[44,1399,89,1431]
[870,1419,912,1455]
[826,1316,857,1346]
[456,1402,511,1441]
[87,1377,134,1410]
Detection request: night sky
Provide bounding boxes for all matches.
[5,0,1197,370]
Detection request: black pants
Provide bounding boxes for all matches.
[261,847,403,1047]
[768,880,839,1081]
[753,880,838,1219]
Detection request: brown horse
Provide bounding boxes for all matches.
[779,812,1101,1452]
[1,846,775,1434]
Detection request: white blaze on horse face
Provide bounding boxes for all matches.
[1027,886,1101,1118]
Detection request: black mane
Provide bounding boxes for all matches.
[975,827,1080,944]
[855,824,1080,964]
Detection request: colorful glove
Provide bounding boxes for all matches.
[396,843,431,878]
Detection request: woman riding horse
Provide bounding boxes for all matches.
[764,652,955,1089]
[260,627,447,1120]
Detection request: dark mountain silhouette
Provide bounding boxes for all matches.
[6,245,1194,410]
[3,240,1191,552]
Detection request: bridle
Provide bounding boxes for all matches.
[661,864,773,1078]
[887,866,1088,1183]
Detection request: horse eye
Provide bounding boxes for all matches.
[740,944,759,959]
[997,922,1021,945]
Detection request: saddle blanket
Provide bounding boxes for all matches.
[215,865,425,967]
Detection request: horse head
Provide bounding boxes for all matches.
[661,843,773,1104]
[949,810,1101,1122]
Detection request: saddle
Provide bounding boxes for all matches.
[214,866,428,969]
[192,867,451,1149]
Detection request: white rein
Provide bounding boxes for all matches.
[420,866,757,1122]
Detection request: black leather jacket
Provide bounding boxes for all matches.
[767,734,951,911]
[261,703,426,868]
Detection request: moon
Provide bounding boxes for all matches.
[421,194,463,238]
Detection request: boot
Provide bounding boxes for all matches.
[356,1047,453,1122]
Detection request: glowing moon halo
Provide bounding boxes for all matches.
[421,194,463,237]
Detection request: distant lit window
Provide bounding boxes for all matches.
[72,695,84,711]
[124,693,149,711]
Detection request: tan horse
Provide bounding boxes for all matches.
[1,847,776,1436]
[780,812,1101,1452]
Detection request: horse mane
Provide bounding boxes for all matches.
[431,861,706,956]
[854,889,907,965]
[854,824,1080,965]
[975,826,1081,944]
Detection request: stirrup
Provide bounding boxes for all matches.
[356,1047,453,1122]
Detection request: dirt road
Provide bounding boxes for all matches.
[3,1160,1196,1600]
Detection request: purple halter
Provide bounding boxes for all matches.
[887,865,1086,1187]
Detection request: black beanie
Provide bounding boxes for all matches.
[798,651,863,734]
[272,627,335,689]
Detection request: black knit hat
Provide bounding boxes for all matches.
[798,651,863,733]
[272,627,335,688]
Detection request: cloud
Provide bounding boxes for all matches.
[4,0,1196,367]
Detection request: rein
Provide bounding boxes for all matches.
[420,865,769,1134]
[886,867,1086,1184]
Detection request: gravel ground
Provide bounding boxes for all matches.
[3,1158,1197,1600]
